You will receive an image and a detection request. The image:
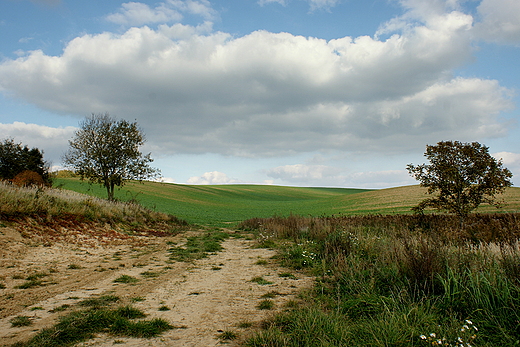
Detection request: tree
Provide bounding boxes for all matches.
[63,113,160,200]
[0,138,51,185]
[407,141,513,222]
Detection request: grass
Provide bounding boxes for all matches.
[10,316,32,327]
[242,214,520,347]
[250,276,273,285]
[13,296,172,347]
[217,330,238,341]
[54,177,520,227]
[113,275,139,284]
[168,230,231,262]
[54,178,372,226]
[257,299,275,310]
[0,181,188,232]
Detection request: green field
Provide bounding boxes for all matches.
[54,178,520,227]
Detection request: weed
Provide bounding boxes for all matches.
[168,231,230,262]
[217,330,238,341]
[131,297,145,302]
[257,300,275,310]
[30,306,44,311]
[15,305,172,346]
[261,291,280,299]
[140,271,160,278]
[49,304,70,313]
[78,295,120,307]
[158,305,170,311]
[10,316,32,327]
[255,259,268,265]
[238,321,253,328]
[67,264,82,269]
[15,279,44,289]
[278,272,297,279]
[113,275,139,284]
[250,276,273,285]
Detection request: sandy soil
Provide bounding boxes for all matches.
[0,222,313,347]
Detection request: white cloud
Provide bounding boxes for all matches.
[258,0,339,10]
[266,163,416,188]
[258,0,287,6]
[267,164,341,182]
[106,0,216,27]
[0,3,514,161]
[0,122,76,164]
[474,0,520,44]
[187,171,240,184]
[493,151,520,184]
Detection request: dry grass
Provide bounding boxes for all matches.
[0,182,188,232]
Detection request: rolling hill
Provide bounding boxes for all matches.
[54,178,520,227]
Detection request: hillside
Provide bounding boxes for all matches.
[54,178,520,226]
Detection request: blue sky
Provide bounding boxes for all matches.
[1,0,519,188]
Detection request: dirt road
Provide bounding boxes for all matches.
[0,225,312,346]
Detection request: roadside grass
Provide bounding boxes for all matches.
[13,296,173,347]
[241,213,520,347]
[0,181,188,232]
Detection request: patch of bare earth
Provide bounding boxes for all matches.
[0,223,313,347]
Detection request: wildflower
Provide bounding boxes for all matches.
[430,333,436,338]
[420,335,427,340]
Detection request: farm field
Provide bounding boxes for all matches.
[2,180,520,346]
[54,178,520,226]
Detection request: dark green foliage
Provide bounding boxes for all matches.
[0,138,51,184]
[63,113,159,200]
[408,141,513,221]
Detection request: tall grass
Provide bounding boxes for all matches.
[0,182,188,230]
[241,214,520,346]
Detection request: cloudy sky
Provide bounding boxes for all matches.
[1,0,519,188]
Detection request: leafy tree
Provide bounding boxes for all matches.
[407,141,513,221]
[63,113,160,200]
[0,138,51,185]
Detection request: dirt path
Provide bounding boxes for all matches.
[0,226,313,346]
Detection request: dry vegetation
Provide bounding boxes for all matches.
[240,213,520,346]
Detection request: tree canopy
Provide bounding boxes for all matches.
[407,141,513,220]
[63,113,160,200]
[0,138,51,185]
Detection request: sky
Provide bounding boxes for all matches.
[0,0,519,188]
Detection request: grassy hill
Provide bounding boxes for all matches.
[54,178,520,227]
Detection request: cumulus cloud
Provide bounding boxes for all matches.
[0,2,514,160]
[106,2,182,26]
[106,0,216,27]
[493,152,520,184]
[0,122,76,164]
[474,0,520,44]
[258,0,340,10]
[187,171,240,184]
